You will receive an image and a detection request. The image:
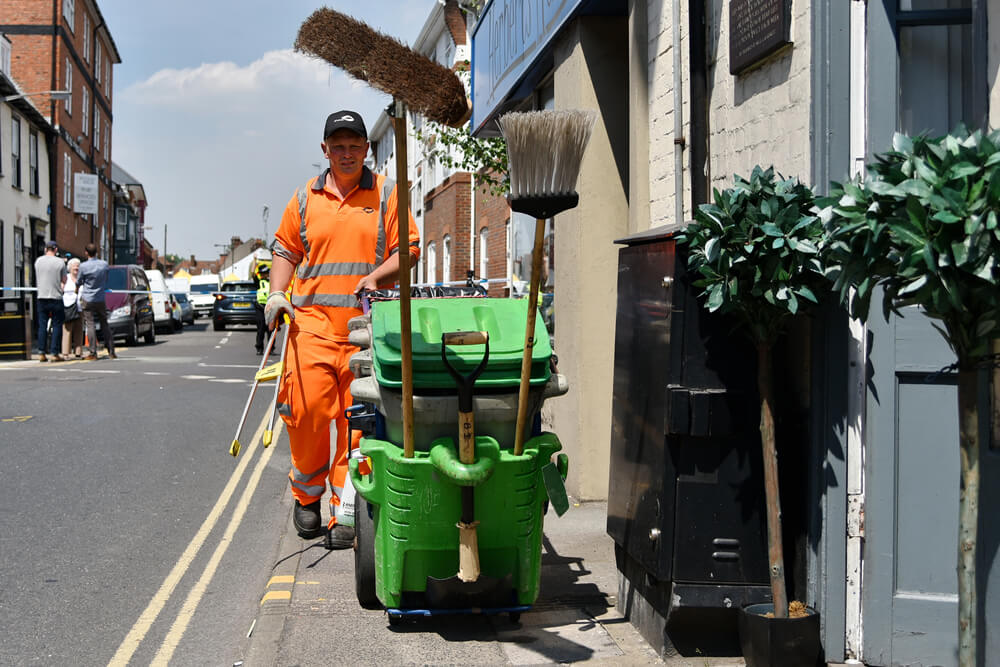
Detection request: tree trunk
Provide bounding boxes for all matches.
[957,368,979,667]
[757,342,788,618]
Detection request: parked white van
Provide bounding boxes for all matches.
[189,273,221,319]
[145,269,181,333]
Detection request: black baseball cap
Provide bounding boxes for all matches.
[324,110,367,140]
[45,240,58,249]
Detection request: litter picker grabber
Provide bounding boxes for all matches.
[229,323,281,457]
[497,110,596,455]
[262,314,292,447]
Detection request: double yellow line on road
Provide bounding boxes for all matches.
[108,411,280,666]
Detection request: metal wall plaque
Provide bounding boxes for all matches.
[729,0,792,75]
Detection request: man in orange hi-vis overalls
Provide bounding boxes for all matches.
[266,110,419,549]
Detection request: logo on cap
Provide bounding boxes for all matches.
[335,114,355,122]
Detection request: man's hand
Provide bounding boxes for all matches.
[353,274,380,296]
[264,292,294,330]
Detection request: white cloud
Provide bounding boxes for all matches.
[113,49,390,259]
[121,49,337,112]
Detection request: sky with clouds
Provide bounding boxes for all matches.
[102,0,438,260]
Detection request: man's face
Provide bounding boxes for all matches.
[322,129,368,180]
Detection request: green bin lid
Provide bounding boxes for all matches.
[370,297,551,390]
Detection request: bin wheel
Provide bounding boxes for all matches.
[354,500,380,610]
[509,612,521,623]
[387,613,403,627]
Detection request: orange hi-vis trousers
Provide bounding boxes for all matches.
[277,328,361,529]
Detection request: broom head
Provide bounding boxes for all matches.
[498,110,596,219]
[295,8,471,128]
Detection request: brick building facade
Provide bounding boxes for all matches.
[473,182,509,297]
[3,0,121,258]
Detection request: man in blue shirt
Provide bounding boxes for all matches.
[77,243,116,360]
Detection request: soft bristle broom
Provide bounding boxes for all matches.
[499,110,596,455]
[295,9,473,460]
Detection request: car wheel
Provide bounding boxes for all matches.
[125,320,138,347]
[213,320,225,331]
[143,324,156,345]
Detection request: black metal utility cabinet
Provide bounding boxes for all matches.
[608,225,771,655]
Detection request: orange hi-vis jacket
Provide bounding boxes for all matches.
[273,167,420,342]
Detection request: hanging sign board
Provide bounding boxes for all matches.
[471,0,585,136]
[73,172,99,215]
[729,0,792,75]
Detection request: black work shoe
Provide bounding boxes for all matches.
[324,524,355,550]
[293,500,323,539]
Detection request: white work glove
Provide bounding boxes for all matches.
[264,291,294,329]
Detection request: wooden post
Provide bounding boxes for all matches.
[392,100,415,459]
[514,217,545,455]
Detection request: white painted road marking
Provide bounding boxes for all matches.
[108,413,275,666]
[150,422,280,665]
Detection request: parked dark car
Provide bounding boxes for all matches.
[173,292,195,325]
[97,265,156,345]
[212,281,257,331]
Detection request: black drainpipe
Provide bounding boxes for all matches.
[688,0,709,209]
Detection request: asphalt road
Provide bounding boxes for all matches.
[0,320,292,666]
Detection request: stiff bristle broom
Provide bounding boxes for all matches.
[295,9,472,460]
[498,110,596,455]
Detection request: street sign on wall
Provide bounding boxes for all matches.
[73,172,98,215]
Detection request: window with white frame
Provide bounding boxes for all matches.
[102,192,108,230]
[64,59,72,113]
[63,154,72,207]
[28,131,38,196]
[426,242,437,285]
[11,116,21,189]
[479,227,488,281]
[442,235,451,284]
[63,0,75,28]
[103,121,108,155]
[105,62,110,96]
[94,107,100,149]
[1,37,10,77]
[95,42,102,83]
[83,13,90,61]
[82,88,89,135]
[115,206,127,238]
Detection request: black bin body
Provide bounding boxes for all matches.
[0,294,31,361]
[607,225,771,654]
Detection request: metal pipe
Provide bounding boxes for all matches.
[672,0,685,225]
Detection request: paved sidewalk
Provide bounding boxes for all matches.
[242,499,733,666]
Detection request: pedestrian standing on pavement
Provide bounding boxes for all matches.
[77,243,116,360]
[253,261,270,355]
[267,110,420,549]
[61,258,84,358]
[34,240,67,362]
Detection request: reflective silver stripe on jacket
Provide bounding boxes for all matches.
[272,240,302,264]
[296,261,376,281]
[290,293,359,308]
[298,178,315,267]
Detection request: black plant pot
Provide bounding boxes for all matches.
[738,603,822,667]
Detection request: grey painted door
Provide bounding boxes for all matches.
[861,2,983,665]
[862,303,960,666]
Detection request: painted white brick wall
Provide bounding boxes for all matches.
[647,0,812,229]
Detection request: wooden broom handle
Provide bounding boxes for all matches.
[392,102,415,459]
[514,217,545,455]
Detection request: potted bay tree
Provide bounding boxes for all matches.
[678,166,827,666]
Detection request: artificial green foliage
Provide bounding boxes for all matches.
[678,166,827,344]
[819,127,1000,365]
[416,121,509,196]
